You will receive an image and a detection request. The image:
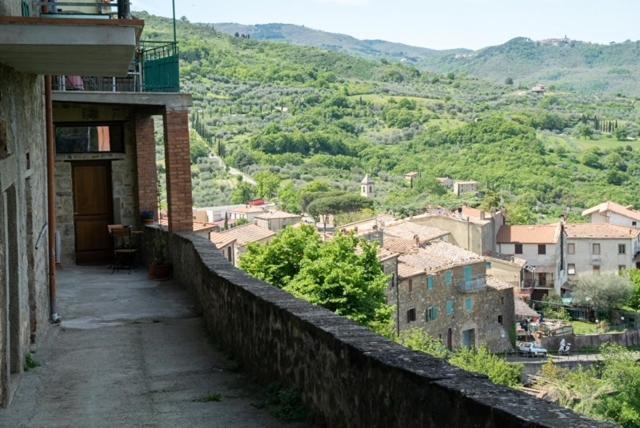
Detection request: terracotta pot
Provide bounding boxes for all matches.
[142,218,155,225]
[149,262,171,281]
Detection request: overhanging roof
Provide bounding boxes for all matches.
[52,91,192,111]
[0,17,143,76]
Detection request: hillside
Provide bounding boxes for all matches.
[138,12,640,223]
[213,22,640,96]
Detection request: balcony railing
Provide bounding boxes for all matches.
[458,278,486,293]
[52,41,180,93]
[30,1,130,19]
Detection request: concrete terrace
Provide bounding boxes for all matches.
[0,267,290,428]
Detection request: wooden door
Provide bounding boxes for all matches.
[72,162,113,264]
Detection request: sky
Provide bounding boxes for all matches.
[132,0,640,50]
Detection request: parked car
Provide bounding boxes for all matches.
[517,342,548,358]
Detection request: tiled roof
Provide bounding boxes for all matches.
[232,206,268,214]
[514,296,540,318]
[210,224,276,248]
[384,221,449,243]
[378,246,399,262]
[565,223,640,239]
[582,201,640,221]
[255,210,301,220]
[340,215,396,235]
[486,276,513,291]
[381,236,419,255]
[158,218,216,232]
[397,241,484,278]
[496,224,560,244]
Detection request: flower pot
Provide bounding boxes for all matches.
[142,218,155,225]
[149,262,171,281]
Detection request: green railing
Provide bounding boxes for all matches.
[141,41,180,93]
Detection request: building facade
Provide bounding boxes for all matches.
[388,241,514,352]
[565,223,640,278]
[254,211,301,233]
[582,201,640,229]
[496,224,567,299]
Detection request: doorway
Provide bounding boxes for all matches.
[5,185,20,376]
[72,161,113,264]
[447,328,453,351]
[462,328,476,348]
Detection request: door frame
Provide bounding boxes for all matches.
[71,160,114,265]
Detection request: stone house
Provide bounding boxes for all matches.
[386,240,514,352]
[565,223,640,278]
[254,210,301,233]
[210,224,276,267]
[496,224,567,299]
[452,180,479,196]
[582,201,640,229]
[404,171,419,187]
[0,2,193,406]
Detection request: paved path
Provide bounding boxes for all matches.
[0,267,290,428]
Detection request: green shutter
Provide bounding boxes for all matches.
[427,276,434,290]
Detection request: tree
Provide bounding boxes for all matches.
[306,194,373,219]
[240,225,320,288]
[254,171,281,199]
[231,182,255,204]
[284,233,392,330]
[572,274,633,316]
[626,269,640,310]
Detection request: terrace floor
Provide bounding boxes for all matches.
[0,266,288,428]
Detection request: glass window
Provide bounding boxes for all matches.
[464,297,474,313]
[538,244,546,255]
[515,244,523,254]
[592,243,601,255]
[446,300,454,317]
[427,306,439,321]
[567,243,575,254]
[445,270,453,286]
[568,263,576,275]
[618,244,626,255]
[56,124,124,154]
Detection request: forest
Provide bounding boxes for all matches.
[141,12,640,223]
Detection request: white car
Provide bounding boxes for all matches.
[517,342,548,358]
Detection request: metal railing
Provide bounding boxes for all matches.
[32,1,130,19]
[52,41,180,93]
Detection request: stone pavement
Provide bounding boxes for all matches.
[0,266,290,428]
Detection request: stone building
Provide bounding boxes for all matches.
[210,224,276,267]
[0,2,193,405]
[360,174,375,199]
[452,180,479,196]
[386,240,514,352]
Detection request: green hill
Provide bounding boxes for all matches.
[213,22,640,96]
[139,12,640,222]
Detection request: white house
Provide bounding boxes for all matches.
[361,174,375,199]
[230,205,268,223]
[565,223,640,278]
[496,224,567,299]
[582,201,640,229]
[254,211,301,233]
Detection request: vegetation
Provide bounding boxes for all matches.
[256,384,309,423]
[146,12,640,221]
[239,226,392,331]
[537,344,640,427]
[572,274,634,316]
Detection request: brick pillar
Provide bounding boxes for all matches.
[163,109,193,232]
[135,114,158,218]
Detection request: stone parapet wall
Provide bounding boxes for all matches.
[540,330,640,352]
[143,227,610,427]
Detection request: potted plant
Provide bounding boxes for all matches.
[140,210,155,225]
[149,232,171,280]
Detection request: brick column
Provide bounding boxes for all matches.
[163,109,193,232]
[135,114,158,218]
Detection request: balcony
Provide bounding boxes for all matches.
[52,40,180,93]
[458,277,487,293]
[0,2,142,76]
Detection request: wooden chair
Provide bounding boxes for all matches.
[108,225,137,274]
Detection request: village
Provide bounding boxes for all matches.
[178,174,640,360]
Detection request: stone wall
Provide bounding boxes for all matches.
[540,330,640,352]
[0,61,50,406]
[144,227,609,427]
[391,262,513,352]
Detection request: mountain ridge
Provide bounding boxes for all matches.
[212,22,640,95]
